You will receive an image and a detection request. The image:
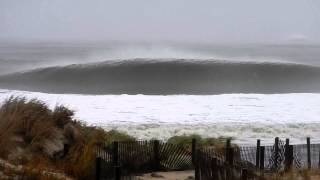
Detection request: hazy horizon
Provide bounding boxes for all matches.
[1,0,320,44]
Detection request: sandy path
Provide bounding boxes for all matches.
[135,170,194,180]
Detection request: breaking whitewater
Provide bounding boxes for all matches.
[1,89,320,145]
[1,43,320,145]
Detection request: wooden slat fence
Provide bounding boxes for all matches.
[238,138,320,172]
[95,137,320,180]
[196,146,258,180]
[96,140,194,179]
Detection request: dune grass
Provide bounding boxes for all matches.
[0,97,57,158]
[167,134,232,148]
[0,96,137,179]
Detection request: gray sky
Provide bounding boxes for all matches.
[0,0,319,44]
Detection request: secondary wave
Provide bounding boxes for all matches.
[0,58,320,94]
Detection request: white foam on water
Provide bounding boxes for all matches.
[0,89,319,145]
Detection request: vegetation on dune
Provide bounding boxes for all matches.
[167,134,232,148]
[0,96,136,179]
[167,134,237,157]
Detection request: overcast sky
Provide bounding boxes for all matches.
[0,0,319,44]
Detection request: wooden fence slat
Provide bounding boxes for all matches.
[195,149,200,180]
[318,149,320,168]
[115,166,121,180]
[166,144,176,168]
[175,147,187,169]
[192,138,197,165]
[169,144,180,168]
[95,157,101,180]
[211,157,218,179]
[256,139,260,169]
[285,139,290,171]
[228,147,234,165]
[153,140,160,171]
[242,168,248,180]
[113,141,119,166]
[260,146,265,171]
[274,137,279,170]
[172,144,185,169]
[289,145,293,170]
[307,137,311,169]
[146,140,151,166]
[165,144,176,169]
[159,142,167,165]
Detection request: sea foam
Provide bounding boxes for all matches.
[0,89,319,145]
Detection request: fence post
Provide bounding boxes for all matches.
[153,140,160,171]
[96,157,101,180]
[97,146,100,158]
[195,149,200,180]
[228,147,234,166]
[112,141,119,166]
[285,138,289,147]
[318,149,320,168]
[289,145,293,170]
[211,158,218,179]
[307,137,311,169]
[274,137,279,170]
[241,168,248,180]
[192,138,197,165]
[115,166,121,180]
[225,139,233,165]
[259,146,265,179]
[256,139,260,169]
[284,139,289,170]
[259,146,265,171]
[225,139,234,180]
[226,138,231,148]
[284,139,291,171]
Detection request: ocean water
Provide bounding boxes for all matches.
[0,42,320,144]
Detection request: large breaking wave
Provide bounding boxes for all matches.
[0,58,320,94]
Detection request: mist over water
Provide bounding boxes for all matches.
[1,43,320,75]
[0,42,320,95]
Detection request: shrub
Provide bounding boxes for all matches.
[0,96,138,179]
[167,134,231,149]
[0,97,55,157]
[52,106,74,128]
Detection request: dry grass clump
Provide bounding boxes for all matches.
[167,134,235,156]
[63,128,136,179]
[167,134,230,148]
[52,106,74,129]
[0,96,135,180]
[0,96,57,157]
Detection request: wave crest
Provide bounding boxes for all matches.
[0,58,320,94]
